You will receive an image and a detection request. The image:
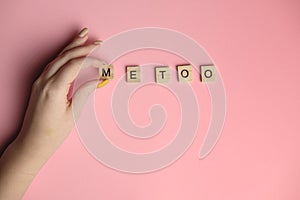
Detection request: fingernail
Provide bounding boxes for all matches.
[79,28,88,37]
[94,40,102,45]
[97,79,109,88]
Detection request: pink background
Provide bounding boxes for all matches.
[1,0,300,199]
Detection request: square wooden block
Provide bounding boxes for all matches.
[200,65,216,82]
[126,66,141,82]
[155,66,170,83]
[99,64,114,80]
[177,64,193,82]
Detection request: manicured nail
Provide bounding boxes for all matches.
[94,40,102,45]
[79,28,88,37]
[97,79,109,88]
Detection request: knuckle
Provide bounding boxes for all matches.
[59,53,68,60]
[42,79,62,97]
[59,50,72,60]
[32,79,40,90]
[33,77,40,85]
[47,59,55,67]
[48,56,60,67]
[69,57,83,65]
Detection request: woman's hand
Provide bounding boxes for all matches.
[0,28,104,200]
[19,27,102,153]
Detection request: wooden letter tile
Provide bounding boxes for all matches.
[177,64,193,82]
[99,64,114,80]
[126,66,141,82]
[155,66,170,83]
[200,65,216,82]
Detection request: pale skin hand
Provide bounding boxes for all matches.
[0,28,103,200]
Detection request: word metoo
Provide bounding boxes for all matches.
[99,64,216,83]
